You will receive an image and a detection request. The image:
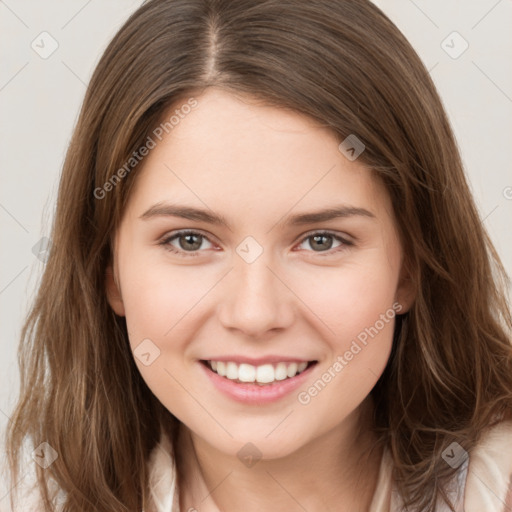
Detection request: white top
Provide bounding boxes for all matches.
[147,420,512,512]
[4,420,512,512]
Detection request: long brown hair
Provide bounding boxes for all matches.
[5,0,512,511]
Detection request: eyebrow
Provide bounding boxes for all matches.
[139,201,376,229]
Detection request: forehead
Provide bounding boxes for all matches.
[125,88,392,224]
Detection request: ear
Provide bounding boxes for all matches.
[105,264,126,316]
[394,259,416,314]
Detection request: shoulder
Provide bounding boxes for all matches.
[146,430,179,512]
[1,477,44,512]
[464,419,512,512]
[2,432,177,512]
[374,420,512,512]
[0,461,65,512]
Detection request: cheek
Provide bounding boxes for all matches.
[292,258,398,401]
[119,254,208,345]
[291,259,398,413]
[118,257,207,416]
[293,256,399,344]
[118,255,214,406]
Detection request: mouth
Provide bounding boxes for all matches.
[200,359,318,386]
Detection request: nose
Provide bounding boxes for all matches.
[217,251,295,339]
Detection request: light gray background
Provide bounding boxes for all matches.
[1,0,511,493]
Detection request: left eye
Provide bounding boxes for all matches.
[159,230,352,257]
[296,232,350,254]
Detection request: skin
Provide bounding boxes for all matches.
[106,87,415,511]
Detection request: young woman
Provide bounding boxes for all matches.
[5,1,512,511]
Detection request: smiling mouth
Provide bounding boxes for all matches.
[200,359,318,386]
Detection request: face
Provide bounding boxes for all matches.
[106,87,413,459]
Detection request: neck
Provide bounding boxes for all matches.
[174,397,383,512]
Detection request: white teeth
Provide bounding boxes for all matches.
[217,361,226,377]
[256,364,274,383]
[226,362,238,380]
[274,362,288,381]
[286,363,298,378]
[238,363,256,382]
[207,360,311,384]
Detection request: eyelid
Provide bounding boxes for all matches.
[296,228,354,244]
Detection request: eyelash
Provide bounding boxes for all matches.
[158,230,353,258]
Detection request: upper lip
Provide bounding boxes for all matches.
[200,355,316,365]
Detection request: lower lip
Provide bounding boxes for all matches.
[198,361,317,405]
